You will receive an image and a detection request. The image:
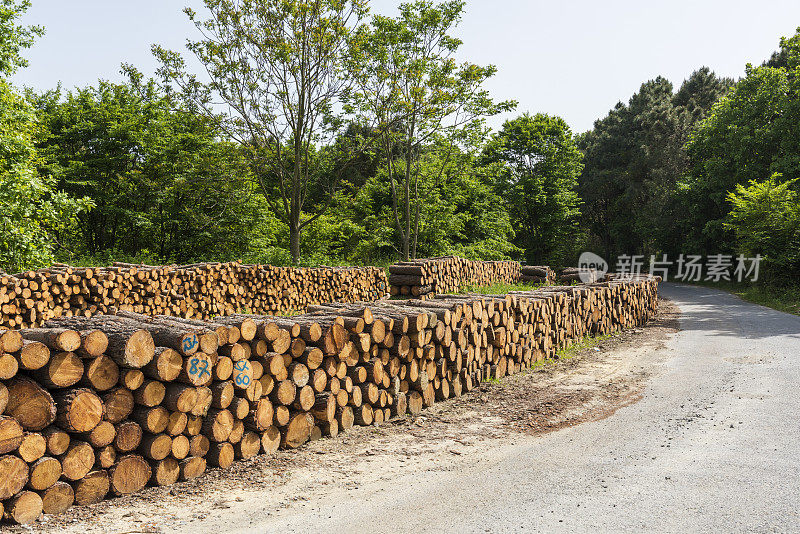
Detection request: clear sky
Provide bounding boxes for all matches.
[12,0,800,132]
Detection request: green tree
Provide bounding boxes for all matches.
[0,0,42,77]
[483,113,582,264]
[345,0,514,260]
[685,29,800,254]
[153,0,369,263]
[579,69,730,260]
[335,137,517,262]
[0,81,91,271]
[31,76,263,263]
[726,174,800,282]
[0,0,91,272]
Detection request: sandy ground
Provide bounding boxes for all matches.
[17,298,680,534]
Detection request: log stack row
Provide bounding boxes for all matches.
[520,265,556,285]
[0,275,658,524]
[388,256,521,298]
[0,262,389,330]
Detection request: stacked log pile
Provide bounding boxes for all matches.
[388,256,521,298]
[520,266,556,285]
[0,275,658,523]
[0,263,388,329]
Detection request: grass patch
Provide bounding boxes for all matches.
[555,333,616,360]
[461,281,545,295]
[686,281,800,316]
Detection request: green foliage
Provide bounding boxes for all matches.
[154,0,370,263]
[0,2,90,272]
[316,138,518,263]
[0,0,42,77]
[0,80,91,271]
[726,174,800,282]
[579,69,731,261]
[461,281,543,295]
[483,113,583,264]
[345,0,515,260]
[30,76,265,264]
[685,32,800,253]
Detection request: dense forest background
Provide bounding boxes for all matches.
[1,0,798,288]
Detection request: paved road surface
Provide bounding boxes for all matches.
[242,283,800,533]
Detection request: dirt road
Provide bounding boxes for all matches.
[28,284,800,533]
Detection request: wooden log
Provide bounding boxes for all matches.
[211,381,234,409]
[72,469,109,505]
[292,385,315,412]
[206,442,235,468]
[143,347,182,382]
[41,428,70,456]
[235,431,261,460]
[163,384,198,413]
[0,328,23,353]
[109,455,151,495]
[79,329,108,358]
[81,354,120,391]
[17,433,46,463]
[5,377,56,431]
[228,420,244,445]
[15,340,50,371]
[119,368,145,391]
[201,409,234,443]
[39,481,74,515]
[0,455,29,499]
[34,351,84,388]
[336,406,354,431]
[54,389,103,433]
[0,352,18,380]
[21,328,81,352]
[165,411,187,437]
[244,398,273,433]
[179,352,214,387]
[0,416,23,454]
[178,456,206,481]
[59,441,94,481]
[261,426,281,453]
[150,457,180,486]
[310,393,336,423]
[114,421,143,452]
[280,412,314,449]
[85,421,116,448]
[139,433,172,461]
[133,380,166,408]
[0,383,7,414]
[103,387,135,424]
[190,386,213,417]
[4,490,42,524]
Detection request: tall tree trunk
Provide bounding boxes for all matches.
[402,119,416,262]
[289,224,301,265]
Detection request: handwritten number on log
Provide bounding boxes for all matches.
[182,336,198,353]
[233,360,251,386]
[189,358,210,379]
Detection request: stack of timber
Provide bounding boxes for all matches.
[520,266,556,285]
[0,262,388,329]
[388,256,521,298]
[0,275,658,524]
